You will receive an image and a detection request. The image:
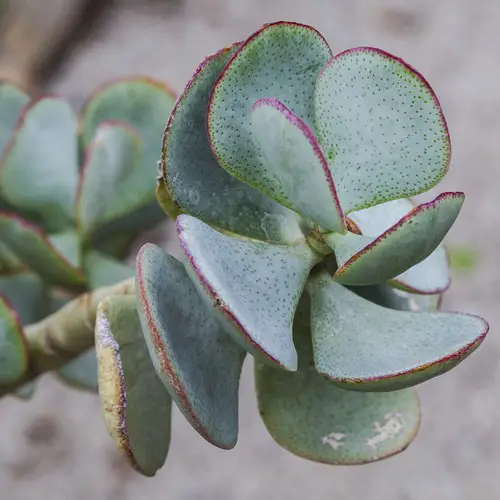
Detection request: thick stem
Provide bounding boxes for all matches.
[1,277,135,396]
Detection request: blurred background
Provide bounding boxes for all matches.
[0,0,499,499]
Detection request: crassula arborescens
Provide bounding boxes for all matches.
[0,21,489,479]
[94,21,488,475]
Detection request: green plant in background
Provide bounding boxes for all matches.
[0,21,489,477]
[0,76,175,392]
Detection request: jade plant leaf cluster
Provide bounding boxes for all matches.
[0,77,175,391]
[0,21,489,479]
[98,21,488,474]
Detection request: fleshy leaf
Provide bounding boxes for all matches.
[208,22,331,197]
[0,213,84,286]
[314,47,451,214]
[136,243,245,449]
[307,272,488,391]
[14,381,36,400]
[80,78,176,232]
[349,199,450,293]
[0,296,28,385]
[96,294,171,477]
[177,214,318,371]
[0,273,48,324]
[249,98,345,232]
[256,295,420,464]
[83,251,135,289]
[77,122,140,240]
[162,42,303,244]
[0,82,29,157]
[0,97,78,232]
[328,192,463,286]
[0,240,25,274]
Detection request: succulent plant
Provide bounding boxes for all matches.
[0,21,489,480]
[98,21,488,475]
[0,77,175,391]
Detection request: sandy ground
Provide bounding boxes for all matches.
[2,0,500,498]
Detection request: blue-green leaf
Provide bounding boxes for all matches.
[177,214,319,371]
[314,47,451,213]
[57,348,98,392]
[256,296,420,464]
[162,42,303,244]
[307,272,488,391]
[0,82,29,157]
[136,243,245,449]
[96,294,171,476]
[328,192,463,286]
[0,97,78,232]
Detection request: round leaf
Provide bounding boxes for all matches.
[315,47,451,213]
[208,22,331,194]
[307,272,488,391]
[249,98,345,232]
[256,296,420,464]
[96,294,172,477]
[328,192,463,286]
[0,97,78,232]
[162,42,303,244]
[136,243,245,449]
[177,214,319,371]
[0,82,29,157]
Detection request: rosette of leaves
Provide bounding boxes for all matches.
[92,21,489,477]
[0,77,175,393]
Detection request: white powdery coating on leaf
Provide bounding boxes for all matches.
[321,431,346,450]
[366,412,404,449]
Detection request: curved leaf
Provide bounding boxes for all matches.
[307,272,488,391]
[136,243,245,449]
[162,42,303,244]
[177,215,318,371]
[0,213,84,286]
[0,82,29,157]
[328,192,463,286]
[0,296,28,385]
[256,296,420,464]
[349,199,450,294]
[314,47,451,213]
[57,348,98,391]
[0,240,25,274]
[249,98,345,232]
[77,122,140,240]
[208,22,331,194]
[96,295,171,477]
[0,97,78,232]
[81,78,176,230]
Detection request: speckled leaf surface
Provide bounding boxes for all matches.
[162,43,303,244]
[307,272,488,391]
[328,192,463,286]
[83,251,134,290]
[256,296,420,464]
[208,22,331,195]
[0,296,28,385]
[349,199,450,293]
[96,295,171,477]
[249,98,344,232]
[0,273,47,324]
[136,243,245,449]
[177,215,319,371]
[77,122,140,239]
[57,348,98,391]
[0,82,29,157]
[314,48,450,214]
[0,214,84,286]
[0,97,78,232]
[81,79,176,224]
